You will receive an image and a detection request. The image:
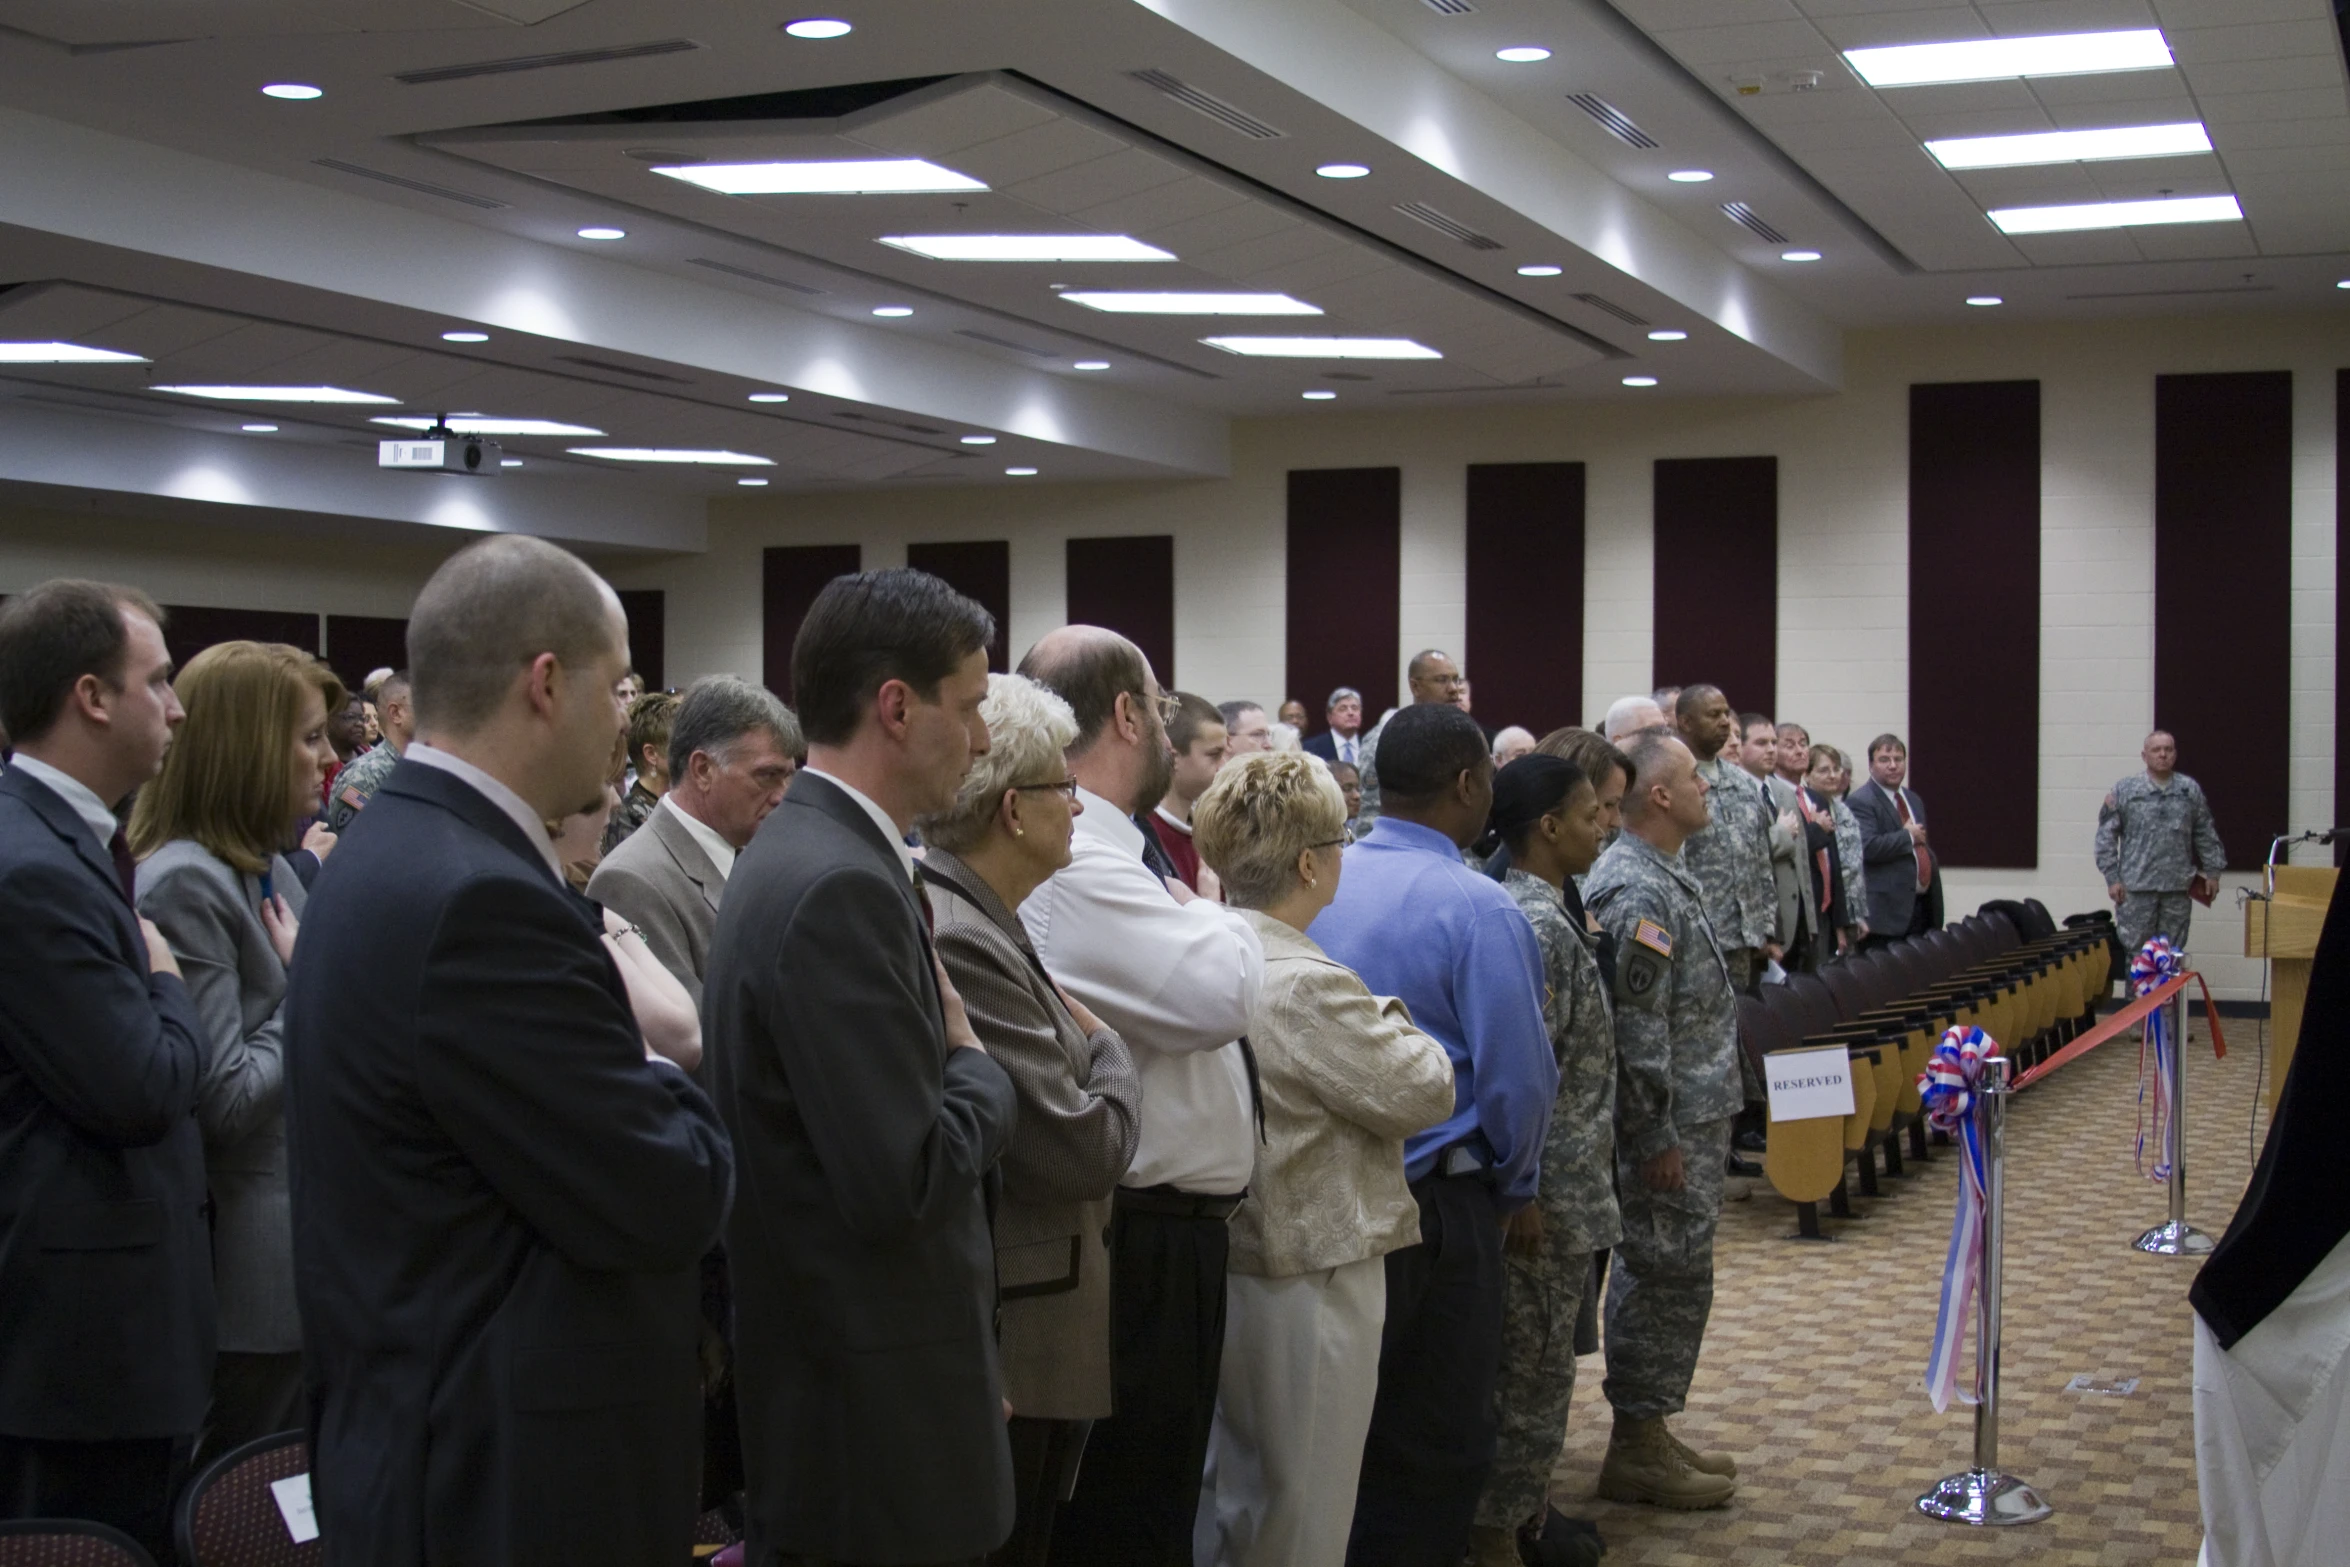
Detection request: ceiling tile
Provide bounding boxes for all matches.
[2154,0,2337,26]
[2199,87,2350,123]
[1002,147,1191,215]
[1793,0,1982,15]
[2183,55,2349,96]
[934,117,1128,188]
[2006,227,2155,263]
[2022,68,2191,105]
[2209,113,2350,148]
[1651,20,1837,67]
[2120,219,2262,259]
[1074,175,1250,234]
[1236,248,1397,293]
[1184,224,1352,281]
[1737,85,1911,124]
[1863,79,2045,116]
[1809,10,1996,49]
[2039,95,2200,126]
[1136,200,1300,256]
[846,84,1060,158]
[2220,140,2350,173]
[1975,0,2162,31]
[1616,0,1804,29]
[2167,18,2343,63]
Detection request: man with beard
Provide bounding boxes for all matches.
[1017,627,1266,1566]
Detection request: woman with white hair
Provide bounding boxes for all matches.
[917,673,1143,1567]
[1190,752,1455,1567]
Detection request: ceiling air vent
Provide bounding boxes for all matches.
[1394,201,1504,251]
[395,38,698,86]
[312,159,509,210]
[1720,201,1790,244]
[1566,94,1658,150]
[955,329,1056,357]
[1127,69,1287,139]
[1572,292,1649,327]
[1422,0,1477,13]
[685,258,825,295]
[554,355,694,384]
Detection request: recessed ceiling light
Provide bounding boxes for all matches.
[0,341,148,363]
[1005,466,1039,476]
[1071,360,1111,371]
[1781,250,1823,262]
[568,448,775,465]
[653,159,986,195]
[372,416,605,437]
[1988,194,2240,234]
[241,423,278,433]
[878,234,1176,262]
[1647,329,1687,341]
[738,477,770,486]
[500,458,524,467]
[1059,291,1321,314]
[1966,295,2004,307]
[577,227,627,241]
[1667,169,1715,183]
[1927,122,2211,170]
[1516,264,1563,277]
[1844,29,2172,88]
[1623,376,1658,387]
[156,384,398,403]
[1201,336,1442,359]
[1496,46,1552,62]
[782,17,852,38]
[871,305,914,317]
[1301,390,1337,400]
[2338,279,2350,289]
[748,391,792,403]
[1316,163,1372,179]
[960,434,997,445]
[261,83,322,100]
[440,330,490,343]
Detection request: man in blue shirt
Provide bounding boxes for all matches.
[1310,702,1555,1567]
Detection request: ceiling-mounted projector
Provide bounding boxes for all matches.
[379,423,502,477]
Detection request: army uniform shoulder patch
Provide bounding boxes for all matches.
[1617,945,1667,1003]
[339,786,365,810]
[1633,918,1673,957]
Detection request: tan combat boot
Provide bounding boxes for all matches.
[1663,1421,1739,1479]
[1468,1523,1522,1567]
[1597,1414,1737,1509]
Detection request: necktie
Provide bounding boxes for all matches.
[1340,737,1356,765]
[1892,790,1930,892]
[107,826,138,907]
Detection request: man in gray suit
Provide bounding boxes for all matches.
[1847,732,1940,947]
[1737,714,1814,973]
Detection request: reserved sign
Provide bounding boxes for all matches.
[1765,1045,1856,1122]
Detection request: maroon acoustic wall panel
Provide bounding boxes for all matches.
[1466,462,1585,735]
[162,605,319,674]
[1287,467,1400,719]
[323,614,407,693]
[762,544,861,703]
[1067,535,1175,689]
[2156,371,2291,873]
[905,540,1011,673]
[615,590,665,691]
[1910,381,2040,867]
[1651,456,1776,718]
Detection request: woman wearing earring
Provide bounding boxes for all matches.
[916,673,1142,1567]
[1190,752,1455,1567]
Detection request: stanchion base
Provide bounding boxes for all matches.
[2133,1220,2213,1256]
[1916,1467,2053,1526]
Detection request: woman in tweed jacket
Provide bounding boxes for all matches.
[918,674,1141,1567]
[1188,752,1455,1567]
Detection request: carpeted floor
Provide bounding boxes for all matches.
[1547,1013,2268,1566]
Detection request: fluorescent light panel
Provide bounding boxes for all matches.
[878,234,1175,262]
[373,416,605,437]
[0,341,148,363]
[1060,291,1320,315]
[156,385,398,403]
[1988,194,2241,233]
[1927,121,2210,169]
[655,159,986,195]
[1201,336,1441,359]
[568,447,774,465]
[1846,29,2172,88]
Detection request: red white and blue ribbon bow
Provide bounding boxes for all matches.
[1920,1025,1996,1413]
[2132,937,2185,1182]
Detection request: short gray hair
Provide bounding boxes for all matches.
[1193,752,1346,909]
[408,536,618,737]
[921,673,1079,854]
[668,675,801,779]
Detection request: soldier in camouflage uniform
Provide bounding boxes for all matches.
[2096,729,2226,954]
[1671,685,1777,994]
[1581,733,1742,1511]
[1470,758,1620,1567]
[322,670,412,833]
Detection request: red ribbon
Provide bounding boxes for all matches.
[2011,969,2222,1092]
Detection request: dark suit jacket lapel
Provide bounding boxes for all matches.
[1,767,125,903]
[788,773,924,926]
[379,762,561,887]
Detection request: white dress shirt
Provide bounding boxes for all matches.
[660,791,737,881]
[1022,786,1264,1194]
[1332,731,1360,767]
[800,766,917,884]
[6,752,117,851]
[403,742,565,882]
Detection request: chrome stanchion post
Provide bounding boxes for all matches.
[2134,983,2212,1256]
[1919,1056,2052,1526]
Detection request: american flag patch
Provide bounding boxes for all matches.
[1633,918,1673,957]
[339,787,365,809]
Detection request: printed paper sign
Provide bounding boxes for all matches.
[1765,1045,1855,1122]
[271,1473,319,1544]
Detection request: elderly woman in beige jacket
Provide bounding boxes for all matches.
[1190,753,1456,1567]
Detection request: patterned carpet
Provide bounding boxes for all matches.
[1547,1015,2268,1566]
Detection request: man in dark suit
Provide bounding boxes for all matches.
[1303,685,1366,769]
[1847,732,1942,946]
[707,569,1018,1567]
[285,536,734,1567]
[0,579,209,1562]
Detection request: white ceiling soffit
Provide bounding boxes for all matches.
[1611,0,2350,272]
[419,72,1618,392]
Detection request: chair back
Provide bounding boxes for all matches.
[0,1520,155,1567]
[176,1432,321,1567]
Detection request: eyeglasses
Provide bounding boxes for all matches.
[1145,689,1181,724]
[1310,837,1348,851]
[1013,778,1081,801]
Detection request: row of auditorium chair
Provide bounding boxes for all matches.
[0,1432,744,1566]
[1746,901,2118,1241]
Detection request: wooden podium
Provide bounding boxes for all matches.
[2243,865,2337,1110]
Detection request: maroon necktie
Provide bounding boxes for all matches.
[107,826,138,907]
[1892,791,1930,892]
